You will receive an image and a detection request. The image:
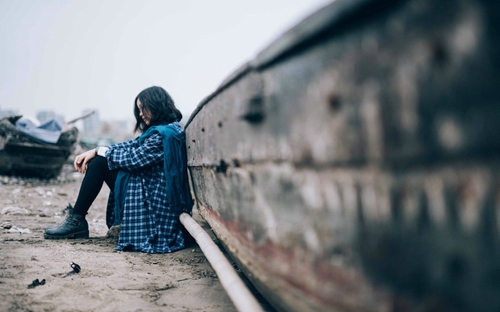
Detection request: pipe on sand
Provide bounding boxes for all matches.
[180,213,264,312]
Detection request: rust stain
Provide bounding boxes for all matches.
[200,207,395,311]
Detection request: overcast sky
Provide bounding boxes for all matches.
[0,0,331,122]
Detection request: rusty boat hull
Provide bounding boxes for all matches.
[185,0,500,311]
[0,116,78,179]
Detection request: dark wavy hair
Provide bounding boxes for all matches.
[133,86,182,133]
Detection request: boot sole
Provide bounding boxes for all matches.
[44,230,89,240]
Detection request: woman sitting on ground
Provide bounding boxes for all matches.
[45,86,193,253]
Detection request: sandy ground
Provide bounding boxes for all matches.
[0,166,272,312]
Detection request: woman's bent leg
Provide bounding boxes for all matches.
[72,156,118,216]
[45,156,117,239]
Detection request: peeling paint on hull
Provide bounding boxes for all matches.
[185,0,500,311]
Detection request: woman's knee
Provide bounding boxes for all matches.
[89,156,108,171]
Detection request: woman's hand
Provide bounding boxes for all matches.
[74,149,97,173]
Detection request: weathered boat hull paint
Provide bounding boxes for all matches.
[185,0,500,311]
[0,116,78,179]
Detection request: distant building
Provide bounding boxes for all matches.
[36,110,64,125]
[100,119,135,142]
[81,109,101,135]
[0,107,19,119]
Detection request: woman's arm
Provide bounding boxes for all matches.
[108,136,139,150]
[106,132,164,171]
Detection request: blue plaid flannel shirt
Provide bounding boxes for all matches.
[105,128,187,253]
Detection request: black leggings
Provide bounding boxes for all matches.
[72,156,118,216]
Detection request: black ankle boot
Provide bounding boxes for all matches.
[45,210,89,239]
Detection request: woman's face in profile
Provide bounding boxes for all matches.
[137,99,151,125]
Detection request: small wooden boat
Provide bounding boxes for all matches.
[0,116,78,179]
[185,0,500,311]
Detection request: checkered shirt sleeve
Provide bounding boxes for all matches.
[106,133,164,171]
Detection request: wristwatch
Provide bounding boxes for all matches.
[94,146,109,157]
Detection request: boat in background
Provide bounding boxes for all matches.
[185,0,500,311]
[0,115,78,179]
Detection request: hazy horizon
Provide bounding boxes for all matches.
[0,0,332,122]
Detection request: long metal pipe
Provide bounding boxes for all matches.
[179,213,264,312]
